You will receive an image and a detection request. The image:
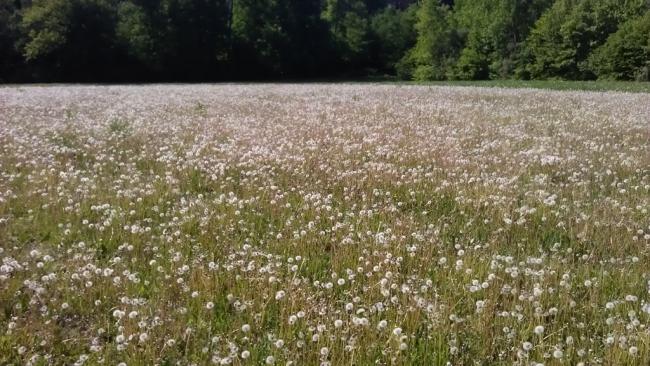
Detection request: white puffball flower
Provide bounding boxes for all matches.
[139,333,149,343]
[377,320,388,330]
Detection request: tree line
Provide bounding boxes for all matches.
[1,0,649,82]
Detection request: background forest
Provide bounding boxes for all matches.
[1,0,649,82]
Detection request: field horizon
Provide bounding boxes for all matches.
[2,80,650,94]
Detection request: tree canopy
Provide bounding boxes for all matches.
[1,0,648,82]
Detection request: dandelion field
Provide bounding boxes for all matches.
[1,84,649,366]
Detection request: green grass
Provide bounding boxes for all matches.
[406,79,650,93]
[3,79,650,93]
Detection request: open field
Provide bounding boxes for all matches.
[1,84,649,365]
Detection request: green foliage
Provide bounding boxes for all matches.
[406,0,455,81]
[232,0,329,78]
[524,0,648,80]
[522,0,576,79]
[451,0,555,80]
[21,0,70,61]
[322,0,371,68]
[450,0,509,79]
[232,0,283,75]
[453,47,489,80]
[403,0,554,81]
[1,0,650,81]
[21,0,118,80]
[116,2,158,69]
[588,11,650,81]
[370,5,417,74]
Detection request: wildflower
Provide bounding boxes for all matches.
[139,333,149,343]
[377,320,387,330]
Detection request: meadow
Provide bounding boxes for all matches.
[1,84,649,365]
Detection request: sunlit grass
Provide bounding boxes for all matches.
[409,79,650,93]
